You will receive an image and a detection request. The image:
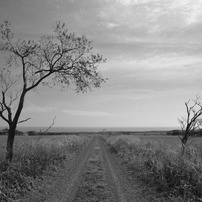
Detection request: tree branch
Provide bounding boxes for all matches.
[2,91,12,122]
[26,71,53,91]
[43,116,56,135]
[0,111,9,124]
[18,117,31,124]
[179,96,202,154]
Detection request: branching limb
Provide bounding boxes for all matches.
[178,95,202,155]
[0,111,9,124]
[18,117,31,124]
[26,71,53,91]
[42,116,56,135]
[2,91,12,122]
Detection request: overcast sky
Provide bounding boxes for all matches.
[1,0,202,128]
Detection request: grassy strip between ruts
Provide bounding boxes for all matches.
[0,135,91,202]
[106,135,202,201]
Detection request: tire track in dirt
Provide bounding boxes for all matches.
[72,137,119,202]
[99,137,128,202]
[65,137,96,202]
[73,137,137,202]
[100,137,144,202]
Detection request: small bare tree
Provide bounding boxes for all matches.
[0,21,106,163]
[178,96,202,155]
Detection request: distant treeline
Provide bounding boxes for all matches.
[27,131,80,136]
[1,128,202,137]
[167,129,202,137]
[0,128,23,136]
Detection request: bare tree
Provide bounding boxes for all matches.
[178,96,202,155]
[0,21,106,163]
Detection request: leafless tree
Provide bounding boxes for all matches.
[0,21,106,163]
[178,95,202,155]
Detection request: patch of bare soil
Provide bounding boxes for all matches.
[73,138,118,202]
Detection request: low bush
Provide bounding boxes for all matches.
[107,135,202,201]
[0,135,90,201]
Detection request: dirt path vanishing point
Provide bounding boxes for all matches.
[66,136,140,202]
[25,136,145,202]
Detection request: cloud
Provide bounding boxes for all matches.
[62,109,111,117]
[99,52,202,102]
[96,0,202,42]
[105,22,119,29]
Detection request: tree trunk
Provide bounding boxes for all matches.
[5,125,17,163]
[181,142,186,156]
[181,134,188,156]
[5,90,26,163]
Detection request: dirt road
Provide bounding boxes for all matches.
[25,137,144,202]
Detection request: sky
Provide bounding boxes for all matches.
[0,0,202,129]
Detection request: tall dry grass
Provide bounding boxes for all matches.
[0,135,90,202]
[106,135,202,201]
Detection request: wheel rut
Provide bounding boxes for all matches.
[66,137,96,201]
[72,137,119,202]
[70,137,131,202]
[99,138,128,202]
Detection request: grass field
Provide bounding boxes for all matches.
[106,134,202,201]
[1,133,202,201]
[0,134,91,201]
[0,134,93,155]
[135,135,202,149]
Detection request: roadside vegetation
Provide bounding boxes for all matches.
[0,135,91,201]
[106,135,202,201]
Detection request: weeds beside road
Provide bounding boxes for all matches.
[1,134,202,201]
[106,135,202,201]
[0,135,91,201]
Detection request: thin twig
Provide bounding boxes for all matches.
[43,116,56,135]
[18,117,31,124]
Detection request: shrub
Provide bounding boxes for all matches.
[27,131,37,136]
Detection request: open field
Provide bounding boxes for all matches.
[16,136,170,202]
[0,134,92,201]
[1,129,202,151]
[0,134,93,156]
[106,135,202,201]
[106,131,202,149]
[129,135,202,149]
[105,130,202,149]
[1,133,202,201]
